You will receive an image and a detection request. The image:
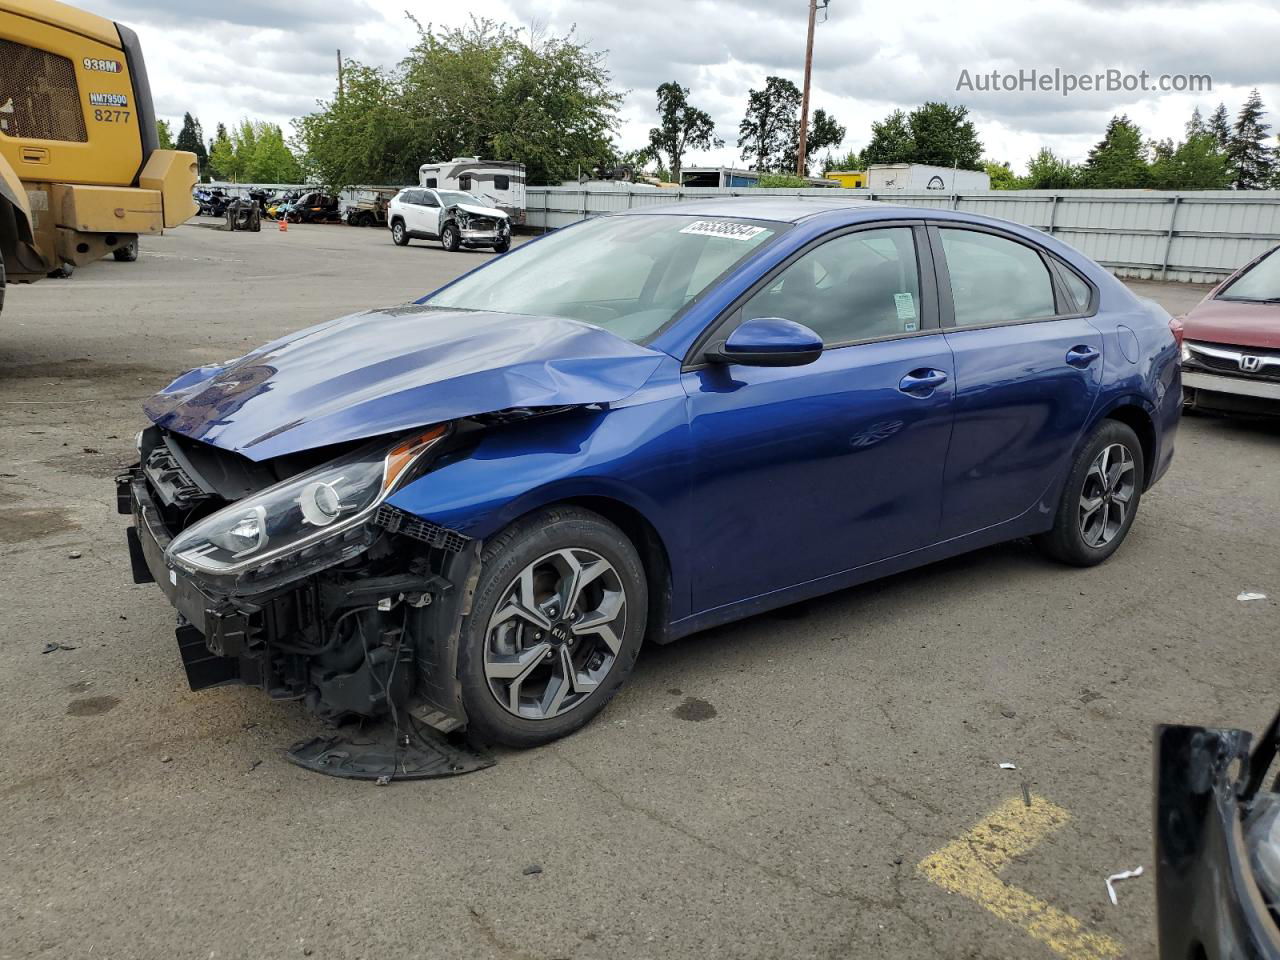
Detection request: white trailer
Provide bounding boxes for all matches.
[866,163,990,191]
[418,158,527,223]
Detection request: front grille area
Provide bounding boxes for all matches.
[0,39,89,142]
[373,504,469,553]
[1185,342,1280,382]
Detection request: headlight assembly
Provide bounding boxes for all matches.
[166,425,446,580]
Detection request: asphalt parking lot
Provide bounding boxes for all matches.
[1,220,1277,960]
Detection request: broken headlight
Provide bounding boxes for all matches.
[167,425,446,579]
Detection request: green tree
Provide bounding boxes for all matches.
[906,101,983,170]
[738,76,803,171]
[755,173,809,187]
[1185,107,1206,139]
[246,124,301,182]
[1149,133,1231,190]
[1226,89,1276,189]
[296,18,622,189]
[646,82,722,180]
[207,122,236,180]
[1082,115,1149,188]
[827,148,864,171]
[1020,147,1081,189]
[793,108,845,174]
[230,119,266,177]
[295,63,414,188]
[861,110,915,165]
[984,159,1017,189]
[175,112,207,175]
[1207,103,1232,150]
[156,119,174,149]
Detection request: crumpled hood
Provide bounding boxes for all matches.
[452,202,508,219]
[144,307,665,461]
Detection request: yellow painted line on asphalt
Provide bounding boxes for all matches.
[917,794,1123,960]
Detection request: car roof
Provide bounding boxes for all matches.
[616,196,915,224]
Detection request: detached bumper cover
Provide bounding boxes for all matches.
[1155,714,1280,959]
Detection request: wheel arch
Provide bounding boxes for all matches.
[1092,396,1158,489]
[393,471,680,643]
[479,483,676,645]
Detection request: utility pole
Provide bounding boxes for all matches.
[337,49,344,102]
[795,0,818,177]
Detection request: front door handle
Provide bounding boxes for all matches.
[1066,345,1101,368]
[898,368,949,396]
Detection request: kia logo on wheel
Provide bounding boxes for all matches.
[1239,355,1263,373]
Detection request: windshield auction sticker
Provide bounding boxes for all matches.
[679,220,768,242]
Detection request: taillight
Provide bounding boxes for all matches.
[1169,316,1185,347]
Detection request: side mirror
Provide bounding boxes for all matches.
[709,317,824,368]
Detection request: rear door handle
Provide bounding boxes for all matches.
[1066,345,1101,368]
[898,368,949,396]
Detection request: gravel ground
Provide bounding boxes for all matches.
[1,221,1276,960]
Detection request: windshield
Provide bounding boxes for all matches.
[1218,248,1280,302]
[423,214,782,343]
[438,191,482,207]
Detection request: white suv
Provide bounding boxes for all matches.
[387,188,511,253]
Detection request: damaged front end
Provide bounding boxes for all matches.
[1155,709,1280,958]
[118,423,481,743]
[447,204,510,246]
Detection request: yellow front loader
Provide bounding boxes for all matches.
[0,0,197,314]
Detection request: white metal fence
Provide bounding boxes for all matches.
[526,186,1280,285]
[201,182,1280,285]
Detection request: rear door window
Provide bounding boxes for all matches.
[939,229,1057,326]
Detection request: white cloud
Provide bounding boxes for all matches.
[90,0,1279,176]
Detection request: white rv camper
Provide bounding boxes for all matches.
[418,158,527,223]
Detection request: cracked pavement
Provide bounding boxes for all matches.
[1,226,1277,960]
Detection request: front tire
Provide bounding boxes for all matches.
[113,238,139,262]
[458,506,647,748]
[1035,420,1145,567]
[391,220,409,246]
[440,222,461,252]
[492,238,511,254]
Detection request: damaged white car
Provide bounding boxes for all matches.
[388,187,511,253]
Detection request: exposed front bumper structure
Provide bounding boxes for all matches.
[117,448,479,736]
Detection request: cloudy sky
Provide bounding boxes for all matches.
[88,0,1280,175]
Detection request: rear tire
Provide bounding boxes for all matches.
[1035,420,1145,567]
[391,220,410,246]
[113,238,139,262]
[458,506,647,749]
[441,223,461,252]
[0,247,6,314]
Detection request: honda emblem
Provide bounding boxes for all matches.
[1239,354,1263,373]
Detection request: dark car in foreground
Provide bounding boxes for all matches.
[118,198,1180,750]
[1156,708,1280,958]
[1180,244,1280,417]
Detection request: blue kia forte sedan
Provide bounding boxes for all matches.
[120,198,1181,751]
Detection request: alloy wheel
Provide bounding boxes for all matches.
[1079,442,1136,548]
[484,547,627,721]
